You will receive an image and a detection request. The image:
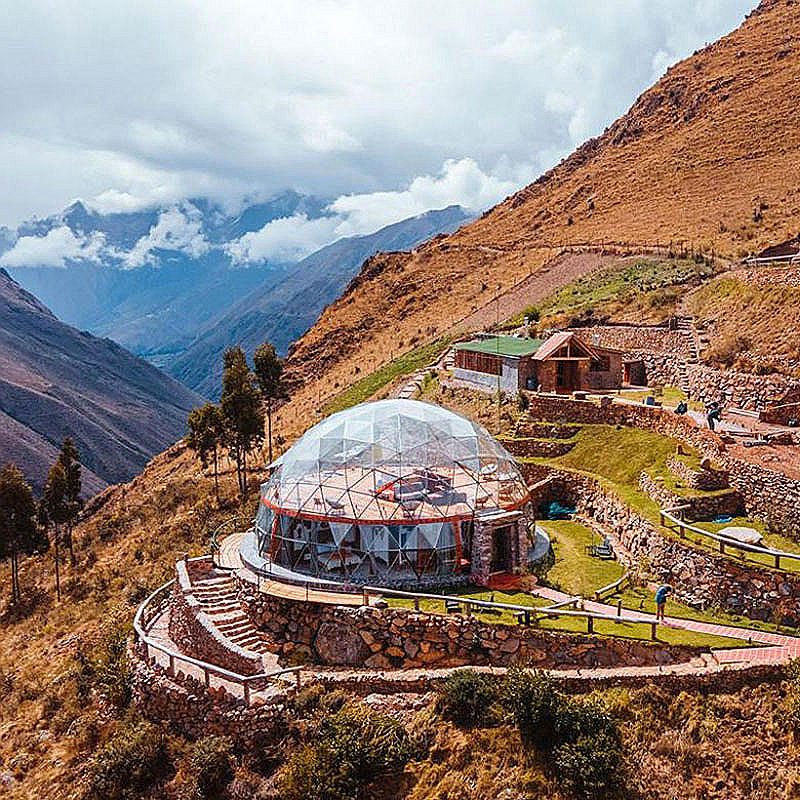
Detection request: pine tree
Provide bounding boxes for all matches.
[187,403,224,502]
[57,438,83,565]
[220,347,264,499]
[0,464,40,606]
[44,462,69,601]
[253,342,288,465]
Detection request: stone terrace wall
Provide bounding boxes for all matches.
[132,654,286,751]
[577,325,694,359]
[642,354,800,411]
[667,456,729,491]
[523,393,800,536]
[235,574,698,670]
[502,437,575,458]
[169,559,263,676]
[637,472,743,519]
[522,464,800,625]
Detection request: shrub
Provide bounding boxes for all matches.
[85,720,172,800]
[76,611,132,712]
[501,667,562,749]
[179,736,235,800]
[704,334,750,369]
[436,669,498,728]
[501,669,625,799]
[554,729,624,800]
[281,704,416,800]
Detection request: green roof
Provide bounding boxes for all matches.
[455,336,544,358]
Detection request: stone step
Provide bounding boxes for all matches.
[217,619,253,635]
[202,603,242,615]
[193,576,235,587]
[193,589,237,600]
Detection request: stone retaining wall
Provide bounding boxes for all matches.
[578,325,694,359]
[235,574,699,670]
[131,654,286,750]
[641,353,800,412]
[514,422,581,439]
[522,464,800,625]
[168,558,263,676]
[637,472,743,519]
[502,437,576,458]
[523,393,800,536]
[667,456,730,491]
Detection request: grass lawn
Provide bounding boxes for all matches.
[518,422,800,588]
[323,336,452,415]
[612,585,785,636]
[541,518,623,597]
[619,385,705,412]
[385,586,747,648]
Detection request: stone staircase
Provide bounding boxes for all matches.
[190,572,275,658]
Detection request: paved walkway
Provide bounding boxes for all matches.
[529,584,800,666]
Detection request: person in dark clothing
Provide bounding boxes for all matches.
[655,584,673,620]
[675,400,688,415]
[706,400,722,431]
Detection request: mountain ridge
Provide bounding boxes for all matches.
[167,204,473,397]
[0,269,204,493]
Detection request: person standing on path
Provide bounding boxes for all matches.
[655,584,673,621]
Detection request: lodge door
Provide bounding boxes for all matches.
[490,525,513,572]
[556,361,578,393]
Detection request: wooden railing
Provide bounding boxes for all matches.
[659,505,800,570]
[593,573,632,602]
[133,579,302,706]
[362,584,660,640]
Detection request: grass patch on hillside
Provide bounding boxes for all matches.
[619,386,705,412]
[503,257,715,328]
[542,519,624,597]
[323,336,452,414]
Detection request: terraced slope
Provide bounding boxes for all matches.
[282,0,800,431]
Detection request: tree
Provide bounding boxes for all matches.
[187,403,224,502]
[44,461,69,601]
[0,464,40,605]
[220,347,264,499]
[253,342,288,464]
[57,438,83,565]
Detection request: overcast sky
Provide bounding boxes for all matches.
[0,0,753,235]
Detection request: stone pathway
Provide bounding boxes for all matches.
[528,584,800,666]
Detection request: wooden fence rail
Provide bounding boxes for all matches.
[659,506,800,570]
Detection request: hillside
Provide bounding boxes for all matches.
[0,269,203,492]
[168,205,472,397]
[282,0,800,428]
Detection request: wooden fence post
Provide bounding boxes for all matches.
[587,616,594,635]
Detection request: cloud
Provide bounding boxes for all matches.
[0,226,106,268]
[226,214,339,264]
[123,206,210,268]
[228,158,528,264]
[0,1,753,227]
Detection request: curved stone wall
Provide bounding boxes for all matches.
[524,464,800,625]
[233,572,701,670]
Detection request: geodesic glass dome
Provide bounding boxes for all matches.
[255,399,528,584]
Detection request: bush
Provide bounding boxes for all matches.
[179,736,235,800]
[554,729,624,800]
[501,667,562,749]
[704,334,750,369]
[501,669,625,799]
[281,704,416,800]
[76,611,132,712]
[436,669,498,728]
[85,720,172,800]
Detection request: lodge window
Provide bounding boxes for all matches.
[456,350,502,375]
[590,356,611,372]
